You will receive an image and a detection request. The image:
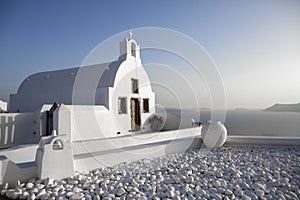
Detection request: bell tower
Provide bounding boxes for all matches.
[119,31,140,61]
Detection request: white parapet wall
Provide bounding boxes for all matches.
[0,155,37,187]
[0,112,40,149]
[72,128,202,172]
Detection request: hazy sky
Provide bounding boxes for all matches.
[1,0,299,109]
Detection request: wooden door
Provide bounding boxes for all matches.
[130,98,141,131]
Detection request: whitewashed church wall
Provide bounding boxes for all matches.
[54,105,120,142]
[111,57,156,132]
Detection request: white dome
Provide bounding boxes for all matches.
[201,121,227,148]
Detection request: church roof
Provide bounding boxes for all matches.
[17,60,123,95]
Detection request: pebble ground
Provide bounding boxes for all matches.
[1,146,299,200]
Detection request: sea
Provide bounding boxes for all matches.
[164,108,300,137]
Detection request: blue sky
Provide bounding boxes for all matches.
[1,0,300,109]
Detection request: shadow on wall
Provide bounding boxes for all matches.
[0,113,39,149]
[0,157,37,186]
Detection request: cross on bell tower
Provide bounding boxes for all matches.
[119,30,140,61]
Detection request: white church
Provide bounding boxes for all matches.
[0,33,201,185]
[9,32,155,136]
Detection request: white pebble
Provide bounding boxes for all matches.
[225,189,233,195]
[70,192,84,200]
[26,183,34,190]
[212,180,221,187]
[165,190,175,198]
[234,189,243,197]
[28,193,36,200]
[205,170,216,176]
[93,195,101,200]
[116,187,126,196]
[254,189,265,197]
[3,183,9,190]
[36,184,45,190]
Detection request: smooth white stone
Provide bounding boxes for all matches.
[186,176,194,183]
[6,189,14,198]
[93,195,101,200]
[212,180,221,187]
[36,184,45,190]
[70,192,84,200]
[252,183,266,191]
[132,187,139,193]
[168,186,175,191]
[45,177,54,186]
[36,189,46,198]
[172,195,181,200]
[242,195,252,200]
[234,189,243,197]
[254,189,265,197]
[165,178,175,184]
[225,189,233,195]
[11,192,20,199]
[30,187,38,194]
[165,190,175,198]
[277,194,286,200]
[57,196,67,200]
[15,180,21,187]
[40,194,51,200]
[205,171,216,176]
[211,193,222,200]
[198,189,206,196]
[116,187,126,196]
[3,183,9,190]
[1,190,6,196]
[26,183,35,190]
[28,193,36,200]
[73,187,82,193]
[287,191,298,199]
[209,188,218,193]
[217,187,226,194]
[66,191,74,197]
[241,182,250,190]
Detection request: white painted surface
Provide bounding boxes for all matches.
[0,156,37,186]
[0,36,160,182]
[54,104,113,141]
[35,134,74,180]
[0,100,7,112]
[72,127,202,171]
[0,127,201,183]
[2,36,155,149]
[0,113,39,149]
[1,129,299,184]
[201,121,227,148]
[2,145,299,199]
[0,144,38,163]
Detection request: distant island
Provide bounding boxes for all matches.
[234,108,248,111]
[265,103,300,113]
